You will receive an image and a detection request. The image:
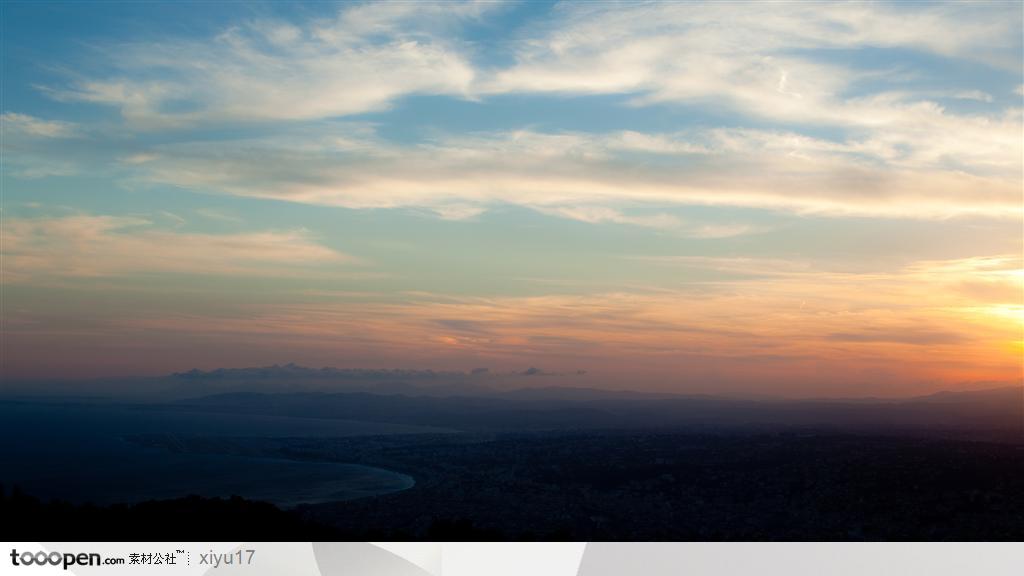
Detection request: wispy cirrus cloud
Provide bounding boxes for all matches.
[41,2,1021,128]
[2,112,78,138]
[487,2,1020,112]
[120,125,1021,220]
[1,112,84,177]
[1,214,352,282]
[44,3,493,127]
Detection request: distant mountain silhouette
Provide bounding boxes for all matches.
[172,363,473,381]
[4,363,1020,440]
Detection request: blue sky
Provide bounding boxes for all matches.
[2,1,1022,396]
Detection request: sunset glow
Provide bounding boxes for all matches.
[2,1,1021,397]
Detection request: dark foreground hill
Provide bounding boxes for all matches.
[5,431,1024,540]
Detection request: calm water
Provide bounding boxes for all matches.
[0,401,435,508]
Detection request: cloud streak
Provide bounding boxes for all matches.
[1,215,352,282]
[122,125,1021,220]
[487,2,1021,110]
[46,3,490,127]
[2,112,78,138]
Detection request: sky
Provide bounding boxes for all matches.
[1,1,1022,397]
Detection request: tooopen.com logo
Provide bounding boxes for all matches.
[10,549,126,570]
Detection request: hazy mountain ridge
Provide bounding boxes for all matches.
[5,364,1020,435]
[0,363,593,401]
[168,382,1023,441]
[172,363,476,381]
